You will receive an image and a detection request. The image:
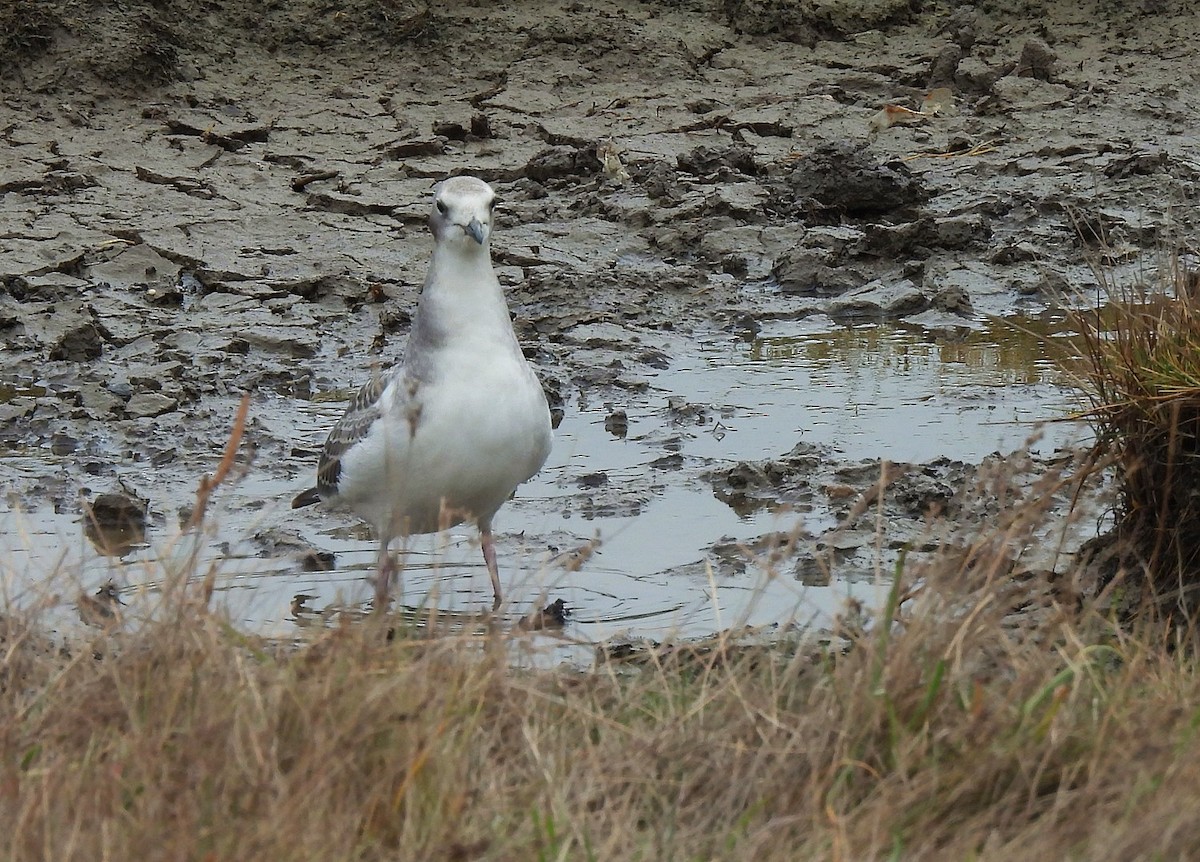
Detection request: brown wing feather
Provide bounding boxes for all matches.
[315,368,398,498]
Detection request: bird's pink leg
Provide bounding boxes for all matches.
[374,539,394,610]
[481,525,502,611]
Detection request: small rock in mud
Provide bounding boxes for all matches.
[254,527,336,569]
[432,119,468,141]
[930,285,974,315]
[604,409,629,438]
[827,278,928,321]
[933,214,991,250]
[955,56,1004,95]
[50,432,78,454]
[677,143,758,180]
[710,454,816,516]
[636,161,684,203]
[728,313,760,340]
[650,453,684,471]
[518,598,570,631]
[795,552,831,586]
[470,113,492,139]
[1017,38,1057,82]
[773,249,868,297]
[724,0,919,42]
[300,549,336,572]
[77,382,124,417]
[890,466,962,518]
[145,283,184,305]
[928,44,962,89]
[711,531,805,576]
[1030,269,1070,296]
[817,528,873,552]
[125,392,178,419]
[49,322,105,361]
[577,471,609,489]
[77,580,124,630]
[940,3,980,51]
[667,397,710,425]
[723,0,818,43]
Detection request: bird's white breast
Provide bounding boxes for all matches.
[336,342,552,537]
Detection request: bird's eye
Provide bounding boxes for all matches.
[436,199,448,214]
[489,197,499,211]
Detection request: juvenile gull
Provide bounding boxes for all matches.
[293,176,553,610]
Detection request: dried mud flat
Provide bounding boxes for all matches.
[1,0,1198,638]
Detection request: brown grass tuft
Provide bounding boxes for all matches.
[6,495,1200,860]
[1069,252,1200,619]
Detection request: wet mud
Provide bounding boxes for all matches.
[1,0,1197,643]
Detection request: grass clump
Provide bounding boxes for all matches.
[1070,254,1200,617]
[5,536,1200,860]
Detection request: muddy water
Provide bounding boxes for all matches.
[1,314,1085,649]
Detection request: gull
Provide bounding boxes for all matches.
[293,176,553,611]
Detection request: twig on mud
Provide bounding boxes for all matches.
[290,169,339,191]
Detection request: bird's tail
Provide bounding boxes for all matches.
[291,487,322,509]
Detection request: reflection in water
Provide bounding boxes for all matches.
[0,383,48,402]
[749,314,1071,388]
[82,492,148,557]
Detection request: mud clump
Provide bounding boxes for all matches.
[0,1,56,71]
[678,144,760,181]
[49,322,105,362]
[710,443,827,516]
[724,0,921,43]
[1016,37,1057,81]
[83,492,148,557]
[768,142,928,221]
[245,0,429,49]
[525,146,604,184]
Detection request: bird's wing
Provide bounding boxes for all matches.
[316,366,404,498]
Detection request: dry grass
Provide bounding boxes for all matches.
[4,512,1200,860]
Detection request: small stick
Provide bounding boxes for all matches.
[291,170,339,191]
[190,393,251,606]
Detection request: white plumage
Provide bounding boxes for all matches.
[294,176,553,610]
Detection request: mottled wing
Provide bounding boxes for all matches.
[316,367,400,498]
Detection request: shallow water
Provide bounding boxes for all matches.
[659,314,1076,463]
[0,314,1088,653]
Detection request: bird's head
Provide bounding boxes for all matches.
[429,176,498,247]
